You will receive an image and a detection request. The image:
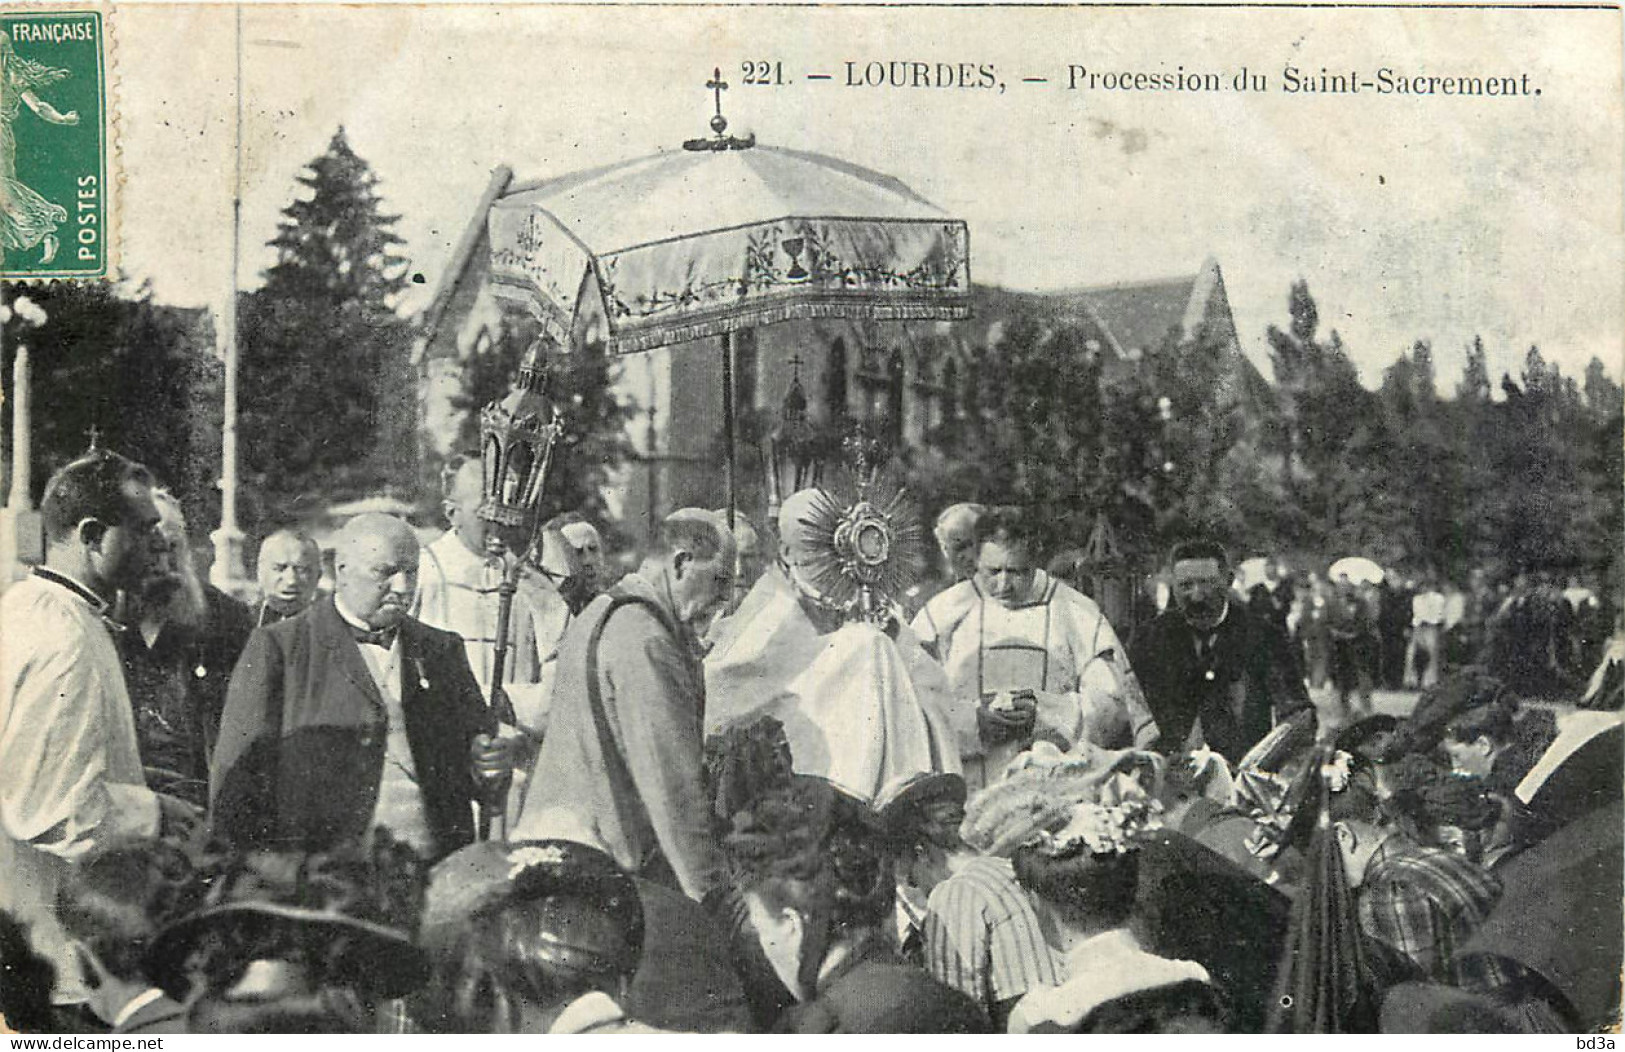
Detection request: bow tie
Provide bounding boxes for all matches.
[350,624,398,649]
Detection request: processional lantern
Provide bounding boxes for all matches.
[471,338,563,838]
[765,355,826,525]
[1080,516,1137,629]
[477,339,564,541]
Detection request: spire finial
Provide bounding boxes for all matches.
[684,67,756,152]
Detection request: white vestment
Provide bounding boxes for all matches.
[1,574,161,1003]
[416,530,557,736]
[417,531,566,818]
[911,571,1158,788]
[704,569,961,801]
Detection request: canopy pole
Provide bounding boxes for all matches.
[721,330,737,532]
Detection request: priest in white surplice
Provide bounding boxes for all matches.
[1,452,198,1007]
[911,507,1158,789]
[416,456,565,817]
[704,489,961,802]
[416,458,560,727]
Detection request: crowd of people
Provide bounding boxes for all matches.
[0,449,1619,1034]
[1243,562,1617,711]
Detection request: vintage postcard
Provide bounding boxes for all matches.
[0,0,1619,1038]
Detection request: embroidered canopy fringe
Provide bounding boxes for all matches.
[602,299,969,356]
[488,282,971,355]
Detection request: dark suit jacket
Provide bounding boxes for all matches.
[1130,604,1310,763]
[119,585,254,807]
[211,597,494,860]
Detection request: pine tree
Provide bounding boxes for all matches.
[1266,281,1376,552]
[262,128,407,308]
[237,128,414,529]
[1456,336,1491,402]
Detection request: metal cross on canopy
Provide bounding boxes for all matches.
[707,67,727,120]
[685,67,755,151]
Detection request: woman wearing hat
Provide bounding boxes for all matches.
[431,840,663,1033]
[959,746,1223,1033]
[725,776,988,1033]
[145,835,430,1033]
[1004,796,1223,1034]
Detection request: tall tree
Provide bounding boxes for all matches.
[1265,282,1378,555]
[908,315,1109,556]
[1456,336,1492,403]
[237,128,413,530]
[1583,356,1624,418]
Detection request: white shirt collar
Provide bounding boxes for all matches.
[550,991,628,1034]
[333,594,393,637]
[894,892,925,946]
[111,987,167,1030]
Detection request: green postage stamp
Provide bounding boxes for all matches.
[0,8,105,279]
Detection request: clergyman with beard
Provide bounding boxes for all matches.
[117,489,255,809]
[1129,539,1312,764]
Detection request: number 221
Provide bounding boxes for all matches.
[742,61,785,85]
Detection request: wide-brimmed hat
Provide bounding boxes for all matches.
[147,841,428,1000]
[423,839,645,982]
[875,771,968,847]
[961,742,1158,857]
[1398,668,1514,756]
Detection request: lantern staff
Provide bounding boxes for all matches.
[473,338,565,839]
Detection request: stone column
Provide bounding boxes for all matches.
[0,341,41,590]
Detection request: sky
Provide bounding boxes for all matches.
[111,3,1624,389]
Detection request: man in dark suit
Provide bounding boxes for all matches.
[211,513,510,861]
[1131,540,1311,763]
[118,490,255,809]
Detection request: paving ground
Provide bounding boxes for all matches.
[1306,686,1421,739]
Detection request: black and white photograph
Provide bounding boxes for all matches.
[0,1,1620,1037]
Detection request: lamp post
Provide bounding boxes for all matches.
[474,338,564,839]
[1,292,50,590]
[210,5,249,593]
